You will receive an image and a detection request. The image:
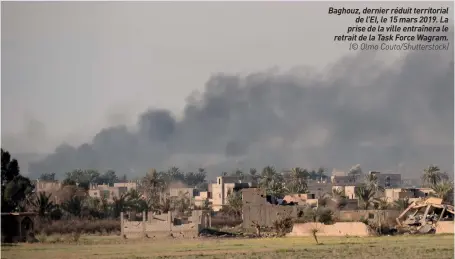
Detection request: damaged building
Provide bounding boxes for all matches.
[396,197,454,234]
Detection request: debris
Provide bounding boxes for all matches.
[198,228,237,238]
[396,197,454,234]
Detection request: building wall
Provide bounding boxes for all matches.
[384,188,436,202]
[121,210,210,239]
[113,182,137,191]
[194,191,209,207]
[88,185,127,202]
[336,210,401,225]
[377,173,401,188]
[169,187,195,197]
[34,180,63,204]
[210,176,254,211]
[307,183,333,199]
[211,184,223,211]
[241,188,305,229]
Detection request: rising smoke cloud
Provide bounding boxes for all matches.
[28,49,454,179]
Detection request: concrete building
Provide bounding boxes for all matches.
[384,187,435,202]
[241,188,306,229]
[306,182,333,199]
[34,179,62,194]
[282,194,318,207]
[369,171,402,188]
[169,187,198,198]
[331,171,402,188]
[88,184,128,202]
[194,191,211,207]
[113,182,138,191]
[210,175,255,211]
[32,180,63,203]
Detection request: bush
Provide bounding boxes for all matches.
[272,215,294,237]
[34,218,120,235]
[295,207,334,224]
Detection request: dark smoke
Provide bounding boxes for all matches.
[29,48,454,179]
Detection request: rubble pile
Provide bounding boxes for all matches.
[396,197,454,234]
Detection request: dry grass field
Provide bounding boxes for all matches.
[2,234,454,259]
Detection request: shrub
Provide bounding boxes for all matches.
[272,214,294,237]
[295,207,334,224]
[34,218,120,235]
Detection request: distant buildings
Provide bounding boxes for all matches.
[210,175,256,211]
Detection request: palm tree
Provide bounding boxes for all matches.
[393,198,411,210]
[249,168,259,185]
[287,167,308,193]
[332,187,346,198]
[226,191,243,218]
[260,166,277,188]
[62,196,85,217]
[354,184,376,210]
[316,167,327,182]
[29,192,55,217]
[112,192,129,218]
[432,180,454,201]
[126,189,148,212]
[365,173,384,194]
[373,197,389,210]
[421,165,442,187]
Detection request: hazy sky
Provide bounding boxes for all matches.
[2,2,454,177]
[3,2,348,151]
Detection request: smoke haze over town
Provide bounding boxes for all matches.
[2,2,453,180]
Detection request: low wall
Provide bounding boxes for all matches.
[435,221,454,234]
[287,222,373,237]
[121,211,210,239]
[337,210,400,222]
[123,220,200,238]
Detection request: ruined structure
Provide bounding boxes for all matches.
[120,210,211,238]
[241,188,306,229]
[396,197,454,234]
[1,212,37,243]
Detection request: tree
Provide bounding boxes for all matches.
[170,191,192,216]
[365,173,384,194]
[432,180,454,201]
[354,184,376,209]
[184,169,206,187]
[1,149,34,213]
[259,166,286,197]
[39,173,56,181]
[63,169,100,190]
[97,170,118,186]
[286,167,308,194]
[393,198,411,210]
[372,197,389,210]
[141,169,163,210]
[421,165,446,188]
[224,190,243,218]
[126,189,148,213]
[61,196,86,217]
[28,192,56,217]
[316,167,328,182]
[249,168,260,184]
[231,169,244,180]
[112,192,129,218]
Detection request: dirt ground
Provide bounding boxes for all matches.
[2,234,454,259]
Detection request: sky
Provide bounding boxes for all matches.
[1,1,454,179]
